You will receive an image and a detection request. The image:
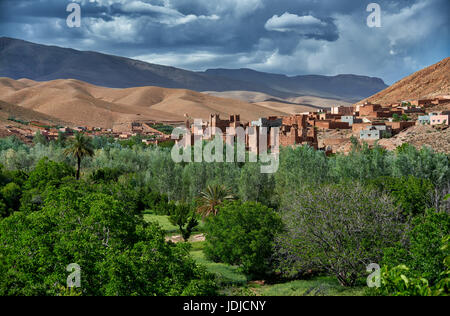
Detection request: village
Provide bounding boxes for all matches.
[3,96,449,154]
[178,96,450,155]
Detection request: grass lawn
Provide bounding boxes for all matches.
[189,241,365,296]
[143,214,178,234]
[143,213,206,236]
[248,277,365,296]
[190,242,248,286]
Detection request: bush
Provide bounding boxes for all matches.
[90,167,124,183]
[141,191,172,215]
[203,201,284,278]
[275,183,405,286]
[373,235,449,296]
[169,203,199,242]
[369,176,434,217]
[24,158,74,191]
[382,209,450,284]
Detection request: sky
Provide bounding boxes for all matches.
[0,0,449,84]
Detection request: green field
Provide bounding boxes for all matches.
[190,242,248,286]
[250,278,365,296]
[143,214,179,234]
[144,213,206,236]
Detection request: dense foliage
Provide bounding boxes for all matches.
[0,135,448,296]
[371,210,450,295]
[203,201,284,278]
[0,159,216,296]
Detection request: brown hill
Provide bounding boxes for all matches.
[360,57,450,105]
[378,125,450,154]
[0,77,289,129]
[0,99,69,126]
[204,91,350,113]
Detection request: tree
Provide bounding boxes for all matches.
[169,203,199,242]
[369,176,434,217]
[64,133,94,180]
[196,184,234,218]
[23,158,74,191]
[382,209,450,284]
[275,183,405,286]
[373,210,450,296]
[0,182,21,217]
[203,201,284,278]
[33,131,48,145]
[0,184,216,296]
[238,162,275,207]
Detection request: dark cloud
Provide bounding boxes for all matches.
[0,0,449,84]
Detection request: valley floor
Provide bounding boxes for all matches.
[144,214,365,297]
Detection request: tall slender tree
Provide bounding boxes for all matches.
[64,133,94,180]
[196,184,234,218]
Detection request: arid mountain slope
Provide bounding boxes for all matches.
[360,57,450,105]
[204,91,351,112]
[0,37,387,101]
[0,99,70,126]
[0,77,289,128]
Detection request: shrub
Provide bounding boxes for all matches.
[382,209,450,284]
[141,191,172,215]
[24,158,74,191]
[369,176,434,217]
[373,235,449,296]
[203,201,284,278]
[275,183,405,286]
[169,203,199,242]
[90,167,124,183]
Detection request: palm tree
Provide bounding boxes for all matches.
[64,133,94,180]
[196,184,234,218]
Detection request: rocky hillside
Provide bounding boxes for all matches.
[360,57,450,105]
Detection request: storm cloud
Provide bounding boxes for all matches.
[0,0,448,84]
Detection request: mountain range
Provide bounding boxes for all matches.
[0,37,387,102]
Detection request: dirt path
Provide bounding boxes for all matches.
[165,233,205,243]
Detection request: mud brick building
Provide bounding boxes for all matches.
[386,121,417,134]
[318,113,342,121]
[410,99,434,107]
[252,116,283,128]
[279,125,318,149]
[360,125,392,140]
[331,106,354,116]
[340,116,363,126]
[359,103,403,118]
[359,103,382,116]
[314,120,350,130]
[282,114,308,127]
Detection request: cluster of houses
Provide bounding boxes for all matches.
[179,96,449,155]
[310,96,449,142]
[5,120,173,145]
